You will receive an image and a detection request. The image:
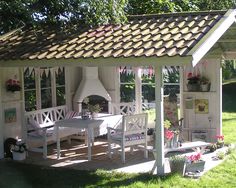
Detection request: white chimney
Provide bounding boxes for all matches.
[73,67,112,113]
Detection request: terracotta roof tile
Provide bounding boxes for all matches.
[73,50,85,58]
[0,10,228,61]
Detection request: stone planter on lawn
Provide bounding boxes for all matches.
[184,160,205,173]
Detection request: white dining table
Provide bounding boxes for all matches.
[55,114,122,161]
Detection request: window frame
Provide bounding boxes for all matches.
[24,67,66,111]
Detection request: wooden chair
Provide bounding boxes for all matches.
[111,102,135,115]
[107,113,148,163]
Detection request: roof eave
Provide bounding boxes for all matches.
[0,56,192,68]
[187,9,236,66]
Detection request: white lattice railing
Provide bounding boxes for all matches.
[25,105,67,126]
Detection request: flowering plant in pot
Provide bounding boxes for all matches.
[199,76,211,91]
[83,97,102,119]
[216,135,224,148]
[11,141,27,161]
[185,153,205,173]
[187,73,200,91]
[164,120,180,148]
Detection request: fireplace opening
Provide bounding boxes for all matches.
[82,95,109,113]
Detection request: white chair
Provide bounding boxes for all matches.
[107,113,148,163]
[111,102,135,115]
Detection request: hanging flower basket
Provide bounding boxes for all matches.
[6,79,21,92]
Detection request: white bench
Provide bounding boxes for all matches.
[25,105,80,159]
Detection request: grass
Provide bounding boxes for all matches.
[1,83,236,188]
[1,150,236,188]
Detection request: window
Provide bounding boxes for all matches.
[120,70,135,102]
[24,67,66,111]
[119,67,155,103]
[119,66,180,104]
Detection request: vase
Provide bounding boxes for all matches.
[184,160,205,173]
[165,139,173,148]
[12,151,26,161]
[200,83,210,92]
[172,134,179,148]
[91,112,98,119]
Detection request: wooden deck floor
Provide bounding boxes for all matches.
[21,139,227,176]
[23,139,157,173]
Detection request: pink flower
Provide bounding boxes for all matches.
[216,135,224,141]
[187,153,201,163]
[187,72,193,79]
[165,129,174,140]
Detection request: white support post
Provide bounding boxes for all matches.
[20,67,27,141]
[65,67,72,110]
[0,68,3,159]
[179,66,184,119]
[51,67,57,107]
[114,66,121,104]
[217,58,223,135]
[154,65,165,175]
[36,68,41,109]
[134,67,142,114]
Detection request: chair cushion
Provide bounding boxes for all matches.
[111,133,145,141]
[27,118,53,137]
[65,111,78,119]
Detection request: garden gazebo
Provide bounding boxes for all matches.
[1,9,236,175]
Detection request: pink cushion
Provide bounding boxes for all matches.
[65,111,78,119]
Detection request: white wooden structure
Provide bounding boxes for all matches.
[1,9,236,175]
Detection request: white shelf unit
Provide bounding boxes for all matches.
[182,91,217,142]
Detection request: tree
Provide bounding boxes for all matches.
[0,0,33,33]
[126,0,235,15]
[1,0,236,34]
[0,0,127,34]
[126,0,198,15]
[193,0,235,11]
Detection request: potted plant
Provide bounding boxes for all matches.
[88,104,102,118]
[200,76,211,92]
[184,153,205,174]
[216,135,224,148]
[11,141,27,161]
[169,155,186,175]
[186,73,200,91]
[83,97,102,119]
[208,143,217,152]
